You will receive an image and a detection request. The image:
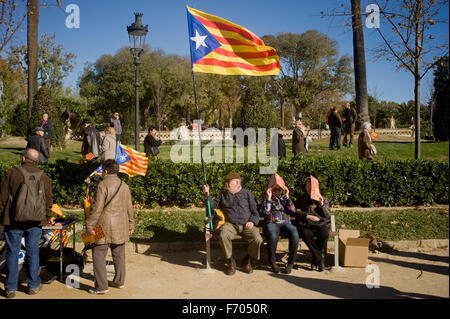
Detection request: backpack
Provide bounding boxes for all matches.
[12,166,46,223]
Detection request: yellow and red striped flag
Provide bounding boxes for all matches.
[186,6,280,76]
[117,144,148,177]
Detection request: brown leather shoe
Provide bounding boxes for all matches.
[225,259,236,276]
[243,258,253,274]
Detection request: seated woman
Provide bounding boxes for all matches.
[293,176,331,272]
[261,176,299,274]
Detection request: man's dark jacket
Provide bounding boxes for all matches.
[271,133,286,158]
[342,108,357,128]
[26,134,50,162]
[207,188,260,226]
[144,134,162,157]
[82,125,101,156]
[0,160,52,227]
[328,112,342,128]
[41,120,51,140]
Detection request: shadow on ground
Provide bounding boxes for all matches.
[269,273,444,299]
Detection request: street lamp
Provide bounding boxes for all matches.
[127,13,148,151]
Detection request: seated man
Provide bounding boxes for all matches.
[202,172,263,276]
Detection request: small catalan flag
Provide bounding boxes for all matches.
[116,144,148,177]
[186,6,280,76]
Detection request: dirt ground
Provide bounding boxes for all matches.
[1,245,448,300]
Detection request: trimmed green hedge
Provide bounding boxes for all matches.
[0,157,448,207]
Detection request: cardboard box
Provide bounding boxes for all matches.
[338,229,371,267]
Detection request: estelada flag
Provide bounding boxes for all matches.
[267,173,287,191]
[186,6,280,76]
[116,144,148,177]
[310,175,321,202]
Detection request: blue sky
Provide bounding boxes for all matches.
[4,0,449,104]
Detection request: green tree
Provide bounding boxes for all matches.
[0,56,26,136]
[8,33,76,93]
[262,31,353,120]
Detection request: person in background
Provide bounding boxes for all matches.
[144,126,164,158]
[40,113,51,153]
[293,176,331,272]
[292,120,306,156]
[26,127,50,162]
[358,122,375,160]
[328,107,342,150]
[0,149,52,298]
[81,118,101,161]
[202,172,263,276]
[271,127,286,159]
[110,112,122,147]
[260,180,299,274]
[100,127,117,161]
[86,159,134,294]
[342,103,357,148]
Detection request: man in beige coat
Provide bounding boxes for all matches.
[86,159,134,294]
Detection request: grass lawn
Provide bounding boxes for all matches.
[0,134,448,162]
[68,208,449,243]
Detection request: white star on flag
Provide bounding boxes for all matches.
[190,29,208,50]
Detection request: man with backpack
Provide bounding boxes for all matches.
[0,148,53,298]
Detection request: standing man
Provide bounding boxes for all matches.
[81,118,101,161]
[270,127,286,159]
[342,103,357,148]
[292,120,306,156]
[110,112,122,148]
[86,159,134,294]
[0,149,53,298]
[202,172,263,276]
[40,113,51,153]
[26,127,50,162]
[328,107,342,150]
[144,126,164,158]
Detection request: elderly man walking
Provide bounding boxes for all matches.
[202,172,263,276]
[0,149,53,298]
[292,120,306,156]
[86,159,134,294]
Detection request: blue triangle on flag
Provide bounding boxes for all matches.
[187,8,221,66]
[115,144,130,165]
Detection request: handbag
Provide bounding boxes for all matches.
[150,146,160,156]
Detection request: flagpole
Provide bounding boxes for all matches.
[191,70,214,271]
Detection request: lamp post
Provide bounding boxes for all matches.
[127,13,148,151]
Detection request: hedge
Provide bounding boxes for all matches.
[0,156,448,208]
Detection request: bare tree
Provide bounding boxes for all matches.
[372,0,449,158]
[0,0,27,53]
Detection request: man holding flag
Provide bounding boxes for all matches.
[186,5,279,272]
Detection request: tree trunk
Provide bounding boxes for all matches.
[350,0,369,128]
[414,69,421,159]
[280,99,285,127]
[414,0,422,159]
[27,0,39,127]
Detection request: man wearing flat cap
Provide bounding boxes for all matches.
[81,118,101,161]
[26,127,50,162]
[202,172,263,275]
